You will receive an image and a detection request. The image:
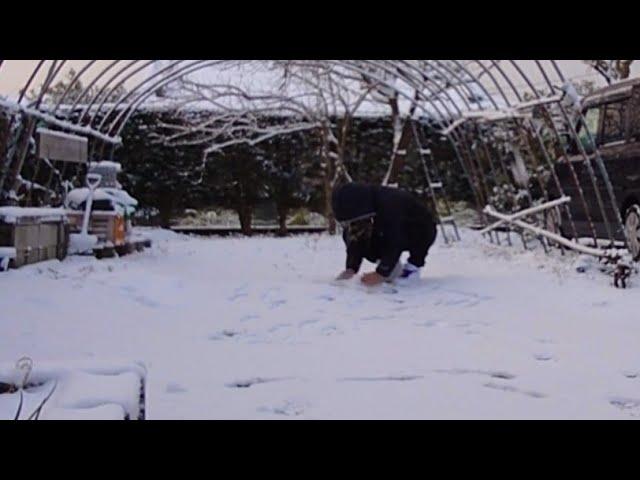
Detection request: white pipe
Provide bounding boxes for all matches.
[480,197,571,235]
[0,99,122,145]
[484,207,611,258]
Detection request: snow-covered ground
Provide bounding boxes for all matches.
[1,228,639,419]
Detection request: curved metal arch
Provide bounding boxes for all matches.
[473,62,582,245]
[67,60,123,114]
[433,60,499,111]
[102,60,229,140]
[425,60,506,200]
[3,59,626,253]
[399,61,496,206]
[96,58,490,149]
[416,61,496,206]
[30,60,66,107]
[77,59,143,125]
[93,60,252,160]
[84,60,158,121]
[99,58,487,212]
[107,60,444,140]
[509,60,621,246]
[52,60,99,113]
[480,61,587,239]
[543,60,626,244]
[467,61,513,107]
[360,60,492,208]
[438,61,512,207]
[103,59,584,235]
[17,60,47,104]
[507,60,615,244]
[498,60,554,200]
[335,60,496,199]
[94,60,207,134]
[505,60,583,241]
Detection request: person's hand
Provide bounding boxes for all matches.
[361,271,385,286]
[336,269,356,281]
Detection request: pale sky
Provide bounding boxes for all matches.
[0,60,146,98]
[1,60,638,99]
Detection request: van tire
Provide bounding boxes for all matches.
[544,207,568,246]
[624,204,640,261]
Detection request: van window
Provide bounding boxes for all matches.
[600,100,627,144]
[578,107,600,151]
[630,95,640,140]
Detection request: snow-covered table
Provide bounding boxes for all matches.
[0,361,146,420]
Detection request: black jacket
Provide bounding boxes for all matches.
[332,183,437,277]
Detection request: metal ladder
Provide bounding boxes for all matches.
[409,120,461,244]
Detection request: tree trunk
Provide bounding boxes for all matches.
[323,154,337,234]
[238,205,253,236]
[382,97,405,186]
[0,114,36,204]
[159,209,172,229]
[0,113,9,198]
[324,172,336,235]
[157,193,178,228]
[9,115,37,197]
[277,205,288,237]
[616,60,633,79]
[320,126,337,235]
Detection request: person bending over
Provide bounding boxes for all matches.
[332,183,438,286]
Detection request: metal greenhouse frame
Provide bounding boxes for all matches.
[0,60,635,282]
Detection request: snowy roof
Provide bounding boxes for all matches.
[0,207,67,224]
[89,161,122,172]
[66,187,138,215]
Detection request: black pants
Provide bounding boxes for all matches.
[356,219,438,271]
[405,220,438,268]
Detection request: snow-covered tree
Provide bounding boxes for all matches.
[153,60,381,233]
[26,68,128,106]
[583,60,634,84]
[115,110,209,227]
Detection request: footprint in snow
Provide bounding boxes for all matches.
[133,295,161,308]
[609,397,640,417]
[338,375,423,383]
[228,285,249,302]
[298,318,320,328]
[434,368,516,380]
[483,382,546,398]
[413,320,438,328]
[268,323,292,334]
[534,353,554,362]
[321,325,343,336]
[257,399,308,417]
[208,329,243,341]
[316,293,335,302]
[165,382,188,394]
[360,315,393,322]
[225,377,292,389]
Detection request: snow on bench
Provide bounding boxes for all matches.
[0,247,16,271]
[0,207,67,224]
[0,360,146,420]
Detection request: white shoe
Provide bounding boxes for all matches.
[385,261,404,283]
[397,263,421,284]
